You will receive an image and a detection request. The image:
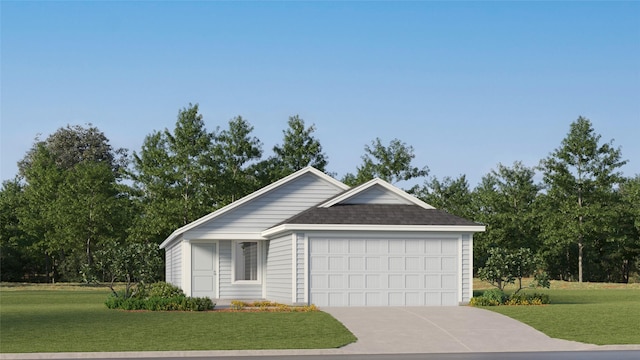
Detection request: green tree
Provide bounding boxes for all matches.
[413,175,473,219]
[472,162,541,271]
[95,241,162,299]
[478,247,543,293]
[606,176,640,282]
[130,104,218,244]
[343,138,428,187]
[213,116,263,204]
[538,117,627,282]
[16,125,130,281]
[0,179,42,281]
[267,115,328,181]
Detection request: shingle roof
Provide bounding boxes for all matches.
[279,204,481,226]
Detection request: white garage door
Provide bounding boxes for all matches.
[309,237,459,306]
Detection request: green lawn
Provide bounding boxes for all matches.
[475,280,640,345]
[0,285,356,353]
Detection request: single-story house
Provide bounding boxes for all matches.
[159,167,485,307]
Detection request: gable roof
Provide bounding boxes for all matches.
[159,167,348,249]
[319,178,435,209]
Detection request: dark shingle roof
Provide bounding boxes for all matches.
[279,204,481,226]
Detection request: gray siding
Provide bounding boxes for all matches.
[165,241,182,288]
[185,173,344,238]
[265,235,293,303]
[461,234,471,303]
[342,185,413,205]
[296,233,306,303]
[218,240,262,299]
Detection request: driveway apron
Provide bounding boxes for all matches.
[324,306,596,353]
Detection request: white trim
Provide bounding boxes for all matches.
[458,235,463,303]
[304,234,309,304]
[262,224,486,238]
[182,241,191,296]
[231,240,263,285]
[469,233,474,302]
[319,178,435,209]
[291,233,297,304]
[159,167,348,249]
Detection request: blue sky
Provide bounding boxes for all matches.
[2,1,639,188]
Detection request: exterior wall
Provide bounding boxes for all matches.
[296,233,306,303]
[218,240,263,299]
[164,241,182,288]
[461,234,472,304]
[341,185,413,205]
[265,234,294,303]
[185,173,344,239]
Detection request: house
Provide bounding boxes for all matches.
[159,167,485,307]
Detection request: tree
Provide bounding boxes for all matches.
[94,241,162,299]
[478,247,544,293]
[538,117,627,282]
[130,104,218,244]
[213,116,263,205]
[16,125,130,281]
[607,176,640,282]
[266,115,328,181]
[343,138,428,187]
[472,162,541,270]
[0,179,41,281]
[413,175,473,219]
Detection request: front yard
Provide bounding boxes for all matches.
[0,284,356,353]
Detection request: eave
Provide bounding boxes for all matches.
[262,223,486,238]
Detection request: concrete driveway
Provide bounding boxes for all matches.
[323,306,598,354]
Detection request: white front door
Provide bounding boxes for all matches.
[192,243,217,298]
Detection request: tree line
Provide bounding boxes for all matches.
[1,104,638,284]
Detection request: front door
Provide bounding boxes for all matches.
[192,243,217,298]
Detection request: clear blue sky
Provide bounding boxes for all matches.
[2,1,639,188]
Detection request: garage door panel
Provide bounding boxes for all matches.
[349,257,364,270]
[442,257,457,271]
[426,274,441,288]
[426,257,442,271]
[406,257,421,270]
[389,274,403,288]
[442,274,457,289]
[366,257,380,270]
[310,237,459,307]
[389,256,404,270]
[310,256,328,271]
[442,240,458,255]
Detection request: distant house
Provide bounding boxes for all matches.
[160,167,485,307]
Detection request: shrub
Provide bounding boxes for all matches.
[470,290,550,307]
[482,288,507,304]
[105,282,214,311]
[469,296,495,306]
[138,281,185,298]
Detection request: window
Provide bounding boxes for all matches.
[234,241,258,281]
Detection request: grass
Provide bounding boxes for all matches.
[472,279,640,345]
[0,284,356,353]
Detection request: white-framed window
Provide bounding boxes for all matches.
[233,241,260,282]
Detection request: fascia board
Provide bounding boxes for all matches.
[319,178,435,209]
[159,166,347,249]
[262,224,486,238]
